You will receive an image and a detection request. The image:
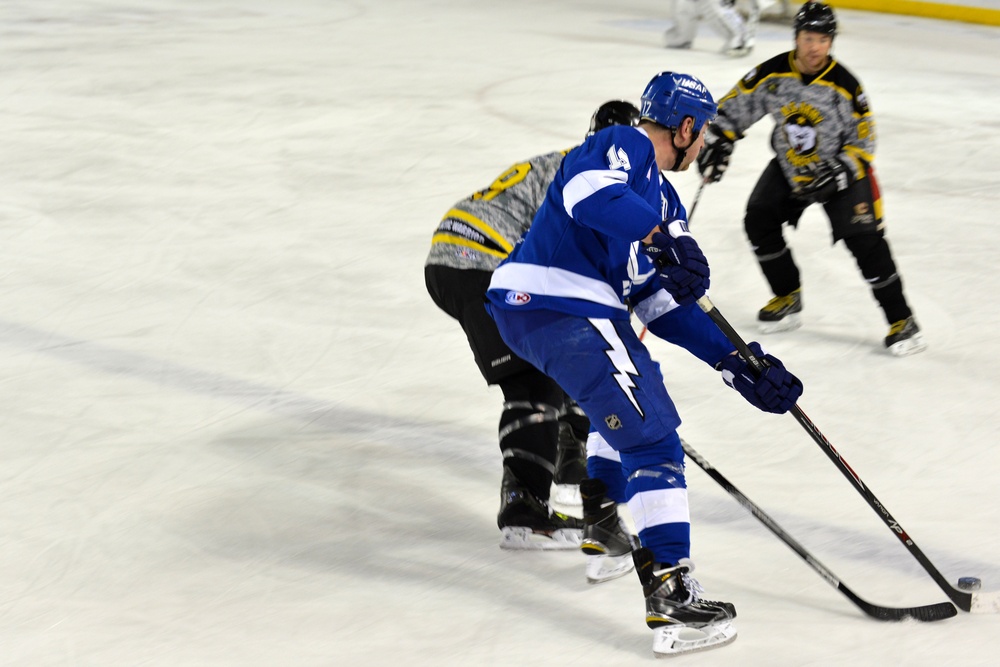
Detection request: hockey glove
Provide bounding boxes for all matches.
[697,126,735,184]
[641,227,710,307]
[716,342,803,414]
[793,159,852,204]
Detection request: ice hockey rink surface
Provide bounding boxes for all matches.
[1,1,999,665]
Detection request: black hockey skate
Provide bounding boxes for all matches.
[551,422,587,506]
[884,316,926,357]
[633,547,737,656]
[579,478,635,584]
[757,288,802,333]
[498,469,583,551]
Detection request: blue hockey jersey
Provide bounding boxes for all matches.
[486,124,734,366]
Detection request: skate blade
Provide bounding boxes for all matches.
[550,483,582,507]
[585,553,635,584]
[652,620,737,657]
[758,313,802,334]
[887,333,926,357]
[499,527,582,551]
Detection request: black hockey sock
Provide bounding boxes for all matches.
[756,247,801,297]
[499,401,559,499]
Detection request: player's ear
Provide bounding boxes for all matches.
[681,116,696,142]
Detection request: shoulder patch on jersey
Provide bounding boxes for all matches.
[854,87,870,115]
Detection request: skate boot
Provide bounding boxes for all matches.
[498,469,583,550]
[757,288,802,333]
[633,547,737,657]
[551,422,587,506]
[885,316,926,357]
[579,479,635,583]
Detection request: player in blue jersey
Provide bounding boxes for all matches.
[486,72,803,657]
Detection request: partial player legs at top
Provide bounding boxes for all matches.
[665,0,758,57]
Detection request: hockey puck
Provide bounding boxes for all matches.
[957,577,982,591]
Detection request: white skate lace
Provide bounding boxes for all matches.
[679,572,704,606]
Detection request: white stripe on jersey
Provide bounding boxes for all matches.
[562,169,628,218]
[586,431,621,462]
[489,263,629,312]
[632,289,682,326]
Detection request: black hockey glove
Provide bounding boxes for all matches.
[793,159,852,204]
[641,226,710,306]
[716,342,803,414]
[697,126,735,184]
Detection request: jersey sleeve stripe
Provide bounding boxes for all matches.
[430,233,509,259]
[562,169,628,218]
[632,289,681,325]
[442,208,514,253]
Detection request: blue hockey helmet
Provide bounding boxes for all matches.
[639,72,717,134]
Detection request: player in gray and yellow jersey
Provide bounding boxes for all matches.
[698,1,925,356]
[424,102,640,551]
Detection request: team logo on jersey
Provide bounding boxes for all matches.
[781,102,825,167]
[851,202,875,225]
[623,241,656,297]
[606,145,631,171]
[504,290,531,306]
[605,414,622,430]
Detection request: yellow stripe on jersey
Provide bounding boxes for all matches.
[430,233,509,259]
[442,208,514,254]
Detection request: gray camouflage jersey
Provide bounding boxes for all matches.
[714,51,875,188]
[426,148,570,271]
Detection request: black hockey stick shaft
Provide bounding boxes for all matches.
[681,438,956,621]
[695,294,974,612]
[686,178,707,222]
[688,179,708,227]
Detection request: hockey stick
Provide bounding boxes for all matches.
[681,437,956,621]
[685,178,707,223]
[696,294,1000,614]
[639,179,709,342]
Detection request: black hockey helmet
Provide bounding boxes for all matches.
[794,2,837,36]
[588,100,640,136]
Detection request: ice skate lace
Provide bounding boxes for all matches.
[679,572,704,605]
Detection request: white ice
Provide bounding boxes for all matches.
[1,1,998,665]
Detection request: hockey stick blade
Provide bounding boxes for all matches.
[696,295,988,614]
[682,439,956,622]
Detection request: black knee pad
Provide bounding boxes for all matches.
[498,371,564,497]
